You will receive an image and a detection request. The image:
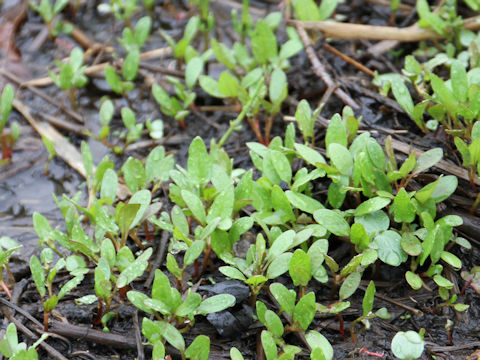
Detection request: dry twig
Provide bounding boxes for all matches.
[295,24,359,109]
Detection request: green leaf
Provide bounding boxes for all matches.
[306,331,334,360]
[451,61,468,103]
[362,280,375,316]
[219,266,247,281]
[289,249,312,287]
[167,253,182,280]
[391,331,424,360]
[401,232,422,256]
[270,283,296,317]
[261,330,278,360]
[295,100,314,140]
[405,271,422,290]
[339,272,361,300]
[414,148,443,174]
[185,57,203,89]
[294,143,326,167]
[127,290,154,314]
[328,143,353,175]
[251,20,278,64]
[293,292,316,330]
[158,321,185,352]
[440,251,462,270]
[271,185,295,223]
[393,188,415,223]
[269,68,287,105]
[117,203,140,241]
[430,73,457,114]
[266,252,293,279]
[373,230,407,266]
[100,168,118,203]
[185,335,210,360]
[30,256,46,298]
[181,190,206,225]
[326,114,347,149]
[188,137,212,185]
[265,230,295,262]
[184,240,204,267]
[292,0,321,21]
[230,348,245,360]
[264,310,284,337]
[313,209,350,237]
[218,72,240,97]
[354,197,391,217]
[175,291,202,317]
[122,157,146,193]
[199,76,224,98]
[270,150,292,184]
[211,38,236,69]
[196,294,236,315]
[391,78,414,115]
[122,49,140,81]
[117,248,152,288]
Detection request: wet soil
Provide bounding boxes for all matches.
[1,0,480,359]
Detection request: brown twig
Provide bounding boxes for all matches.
[323,43,375,77]
[289,15,480,42]
[295,24,359,109]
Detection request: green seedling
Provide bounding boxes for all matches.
[0,84,19,164]
[0,323,48,360]
[350,281,391,342]
[256,286,334,360]
[118,16,151,53]
[199,16,303,144]
[142,318,211,360]
[219,229,315,305]
[98,0,139,27]
[391,330,425,360]
[290,0,339,22]
[29,0,72,37]
[0,237,21,299]
[76,240,152,329]
[461,266,480,295]
[30,249,87,331]
[189,0,214,49]
[161,16,200,64]
[41,136,56,175]
[128,269,235,331]
[49,47,88,110]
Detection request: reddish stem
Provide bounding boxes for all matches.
[337,313,346,340]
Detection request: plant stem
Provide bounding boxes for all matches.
[218,79,264,147]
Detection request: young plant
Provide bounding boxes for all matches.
[256,285,334,360]
[49,47,88,110]
[128,269,235,331]
[76,240,152,329]
[350,281,391,342]
[29,0,72,37]
[41,136,56,175]
[30,248,87,331]
[199,16,303,144]
[142,318,211,360]
[0,323,48,360]
[0,84,20,164]
[98,0,139,28]
[0,237,21,299]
